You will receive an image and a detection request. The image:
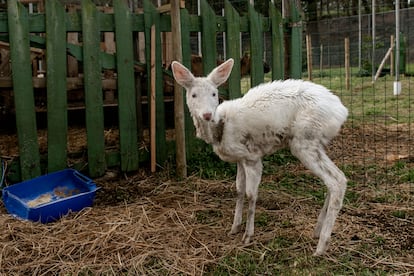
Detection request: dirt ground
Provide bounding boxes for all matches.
[0,124,413,275]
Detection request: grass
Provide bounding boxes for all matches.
[211,241,396,275]
[308,66,413,125]
[241,66,413,125]
[191,154,413,275]
[189,66,413,275]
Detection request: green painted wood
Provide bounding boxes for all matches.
[200,0,217,74]
[180,10,191,70]
[0,12,152,33]
[1,2,294,179]
[7,0,41,180]
[270,3,284,80]
[46,0,68,173]
[179,8,199,160]
[81,0,106,177]
[0,13,7,32]
[224,0,242,99]
[290,0,303,79]
[248,4,264,87]
[114,0,139,172]
[66,42,116,69]
[143,0,167,165]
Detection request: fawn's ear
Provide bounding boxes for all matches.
[207,58,234,87]
[171,61,195,90]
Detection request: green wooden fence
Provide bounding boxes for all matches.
[0,0,302,182]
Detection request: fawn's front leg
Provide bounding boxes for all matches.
[229,161,246,235]
[242,159,262,244]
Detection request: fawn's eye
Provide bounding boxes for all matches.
[192,93,196,98]
[212,93,216,97]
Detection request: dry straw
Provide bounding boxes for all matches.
[0,125,413,274]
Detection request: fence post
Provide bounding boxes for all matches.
[306,34,312,81]
[46,0,68,173]
[179,8,199,160]
[345,37,350,90]
[81,0,106,177]
[200,0,217,73]
[269,2,284,80]
[224,0,242,99]
[248,3,264,86]
[289,0,302,79]
[114,0,139,172]
[143,0,167,167]
[171,0,187,178]
[7,0,41,180]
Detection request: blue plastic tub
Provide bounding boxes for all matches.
[2,169,99,223]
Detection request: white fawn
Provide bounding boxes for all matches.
[171,59,348,255]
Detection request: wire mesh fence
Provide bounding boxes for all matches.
[183,1,413,199]
[303,6,413,201]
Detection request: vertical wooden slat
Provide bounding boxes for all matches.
[306,34,313,81]
[171,0,187,178]
[150,25,157,173]
[224,0,242,99]
[81,0,106,177]
[114,0,139,172]
[289,0,302,79]
[46,0,68,173]
[200,0,217,73]
[143,0,167,166]
[345,37,350,90]
[7,0,41,180]
[180,9,191,70]
[180,8,198,160]
[269,3,284,80]
[248,4,264,87]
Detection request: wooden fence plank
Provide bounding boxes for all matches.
[114,0,139,172]
[248,4,265,87]
[179,8,199,159]
[81,0,106,177]
[290,1,302,79]
[224,0,242,99]
[171,0,187,178]
[1,1,293,181]
[7,0,41,180]
[270,3,284,80]
[200,0,217,73]
[46,0,68,173]
[143,0,167,167]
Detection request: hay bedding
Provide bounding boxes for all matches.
[1,172,412,275]
[0,175,318,275]
[0,176,232,275]
[0,125,413,274]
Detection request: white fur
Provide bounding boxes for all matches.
[171,59,348,256]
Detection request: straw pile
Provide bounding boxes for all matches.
[1,171,412,275]
[0,124,413,274]
[0,175,234,275]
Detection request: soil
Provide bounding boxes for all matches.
[0,123,413,275]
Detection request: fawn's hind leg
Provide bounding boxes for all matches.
[242,159,262,244]
[314,190,330,238]
[290,139,347,255]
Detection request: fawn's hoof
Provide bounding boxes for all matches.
[228,225,241,236]
[242,233,253,244]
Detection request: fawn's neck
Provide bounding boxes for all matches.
[193,116,224,145]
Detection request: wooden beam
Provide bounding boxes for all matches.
[150,25,156,173]
[171,0,187,178]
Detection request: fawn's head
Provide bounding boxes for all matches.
[171,59,234,122]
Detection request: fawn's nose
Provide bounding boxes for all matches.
[202,112,212,121]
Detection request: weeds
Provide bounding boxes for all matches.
[185,68,413,275]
